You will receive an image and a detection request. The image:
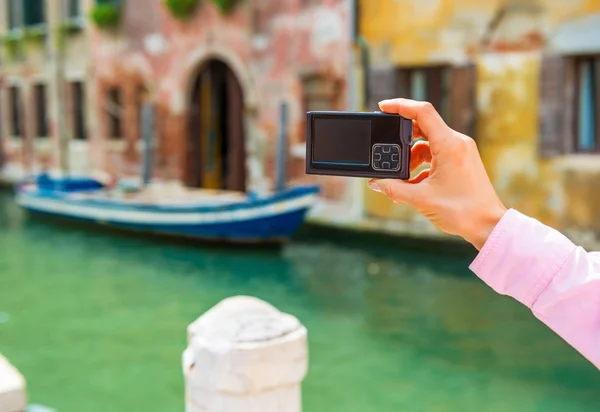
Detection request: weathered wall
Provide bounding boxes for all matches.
[361,0,600,239]
[89,0,351,200]
[0,0,95,178]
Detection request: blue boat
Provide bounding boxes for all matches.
[15,174,320,244]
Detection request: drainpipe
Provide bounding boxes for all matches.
[275,101,288,192]
[49,0,70,177]
[346,0,369,221]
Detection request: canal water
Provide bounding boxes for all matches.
[1,190,599,412]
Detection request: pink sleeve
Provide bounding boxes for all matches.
[469,208,600,369]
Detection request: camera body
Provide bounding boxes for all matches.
[305,111,413,180]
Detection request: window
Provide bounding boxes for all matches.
[8,86,22,138]
[368,64,476,137]
[23,0,45,27]
[397,66,452,123]
[63,0,80,19]
[539,54,600,156]
[301,74,342,113]
[33,84,48,138]
[71,81,86,140]
[136,85,149,140]
[300,73,342,147]
[7,0,20,31]
[106,87,122,139]
[7,0,45,30]
[575,56,599,152]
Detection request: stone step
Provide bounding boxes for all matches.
[0,354,26,412]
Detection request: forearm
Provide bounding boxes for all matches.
[470,209,600,368]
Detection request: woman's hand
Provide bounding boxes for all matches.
[368,98,507,250]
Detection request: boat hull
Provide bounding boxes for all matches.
[15,185,319,244]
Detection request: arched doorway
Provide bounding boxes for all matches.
[186,60,246,192]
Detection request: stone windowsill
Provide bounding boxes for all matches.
[8,138,21,148]
[290,143,306,159]
[70,140,89,152]
[33,137,52,153]
[108,140,127,152]
[554,154,600,173]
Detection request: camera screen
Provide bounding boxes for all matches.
[312,118,371,166]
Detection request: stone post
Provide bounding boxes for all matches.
[182,296,308,412]
[0,355,26,412]
[47,0,70,175]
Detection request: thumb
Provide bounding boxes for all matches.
[368,179,421,205]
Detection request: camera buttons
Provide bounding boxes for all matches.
[372,144,401,172]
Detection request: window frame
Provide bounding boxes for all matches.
[300,73,343,114]
[7,85,22,138]
[7,0,47,36]
[106,86,123,140]
[573,54,600,154]
[33,83,49,138]
[71,81,87,141]
[396,65,452,123]
[299,72,344,144]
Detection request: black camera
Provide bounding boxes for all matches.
[305,111,413,180]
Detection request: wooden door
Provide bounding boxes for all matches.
[200,66,223,190]
[225,69,246,192]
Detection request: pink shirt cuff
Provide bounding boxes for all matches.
[469,208,578,308]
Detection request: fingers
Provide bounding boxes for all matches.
[412,120,425,140]
[379,99,448,153]
[410,141,432,172]
[409,168,430,184]
[368,178,421,205]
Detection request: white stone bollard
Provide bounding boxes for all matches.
[0,354,27,412]
[183,296,308,412]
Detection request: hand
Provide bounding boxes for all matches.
[368,99,507,250]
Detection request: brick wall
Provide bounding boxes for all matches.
[89,0,351,202]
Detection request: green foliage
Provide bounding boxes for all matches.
[212,0,237,14]
[22,26,46,49]
[2,34,22,62]
[89,2,121,30]
[163,0,200,20]
[61,18,84,35]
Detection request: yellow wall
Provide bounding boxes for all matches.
[361,0,600,66]
[361,0,600,235]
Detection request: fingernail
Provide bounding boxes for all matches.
[378,100,388,106]
[368,181,380,192]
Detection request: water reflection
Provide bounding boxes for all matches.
[1,190,600,412]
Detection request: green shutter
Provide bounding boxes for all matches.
[367,65,397,111]
[449,63,476,137]
[23,0,45,26]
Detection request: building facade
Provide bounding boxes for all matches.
[0,0,95,180]
[87,0,353,200]
[360,0,600,245]
[2,0,600,246]
[1,0,356,205]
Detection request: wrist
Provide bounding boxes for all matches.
[463,204,507,251]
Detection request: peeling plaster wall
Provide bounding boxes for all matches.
[89,0,351,199]
[361,0,600,241]
[0,0,95,178]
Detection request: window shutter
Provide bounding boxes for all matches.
[0,87,4,169]
[367,65,397,111]
[539,54,568,157]
[450,63,476,137]
[595,57,600,149]
[396,69,410,99]
[563,57,576,154]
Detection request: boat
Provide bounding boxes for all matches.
[14,83,319,244]
[15,174,320,244]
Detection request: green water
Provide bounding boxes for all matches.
[1,191,599,412]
